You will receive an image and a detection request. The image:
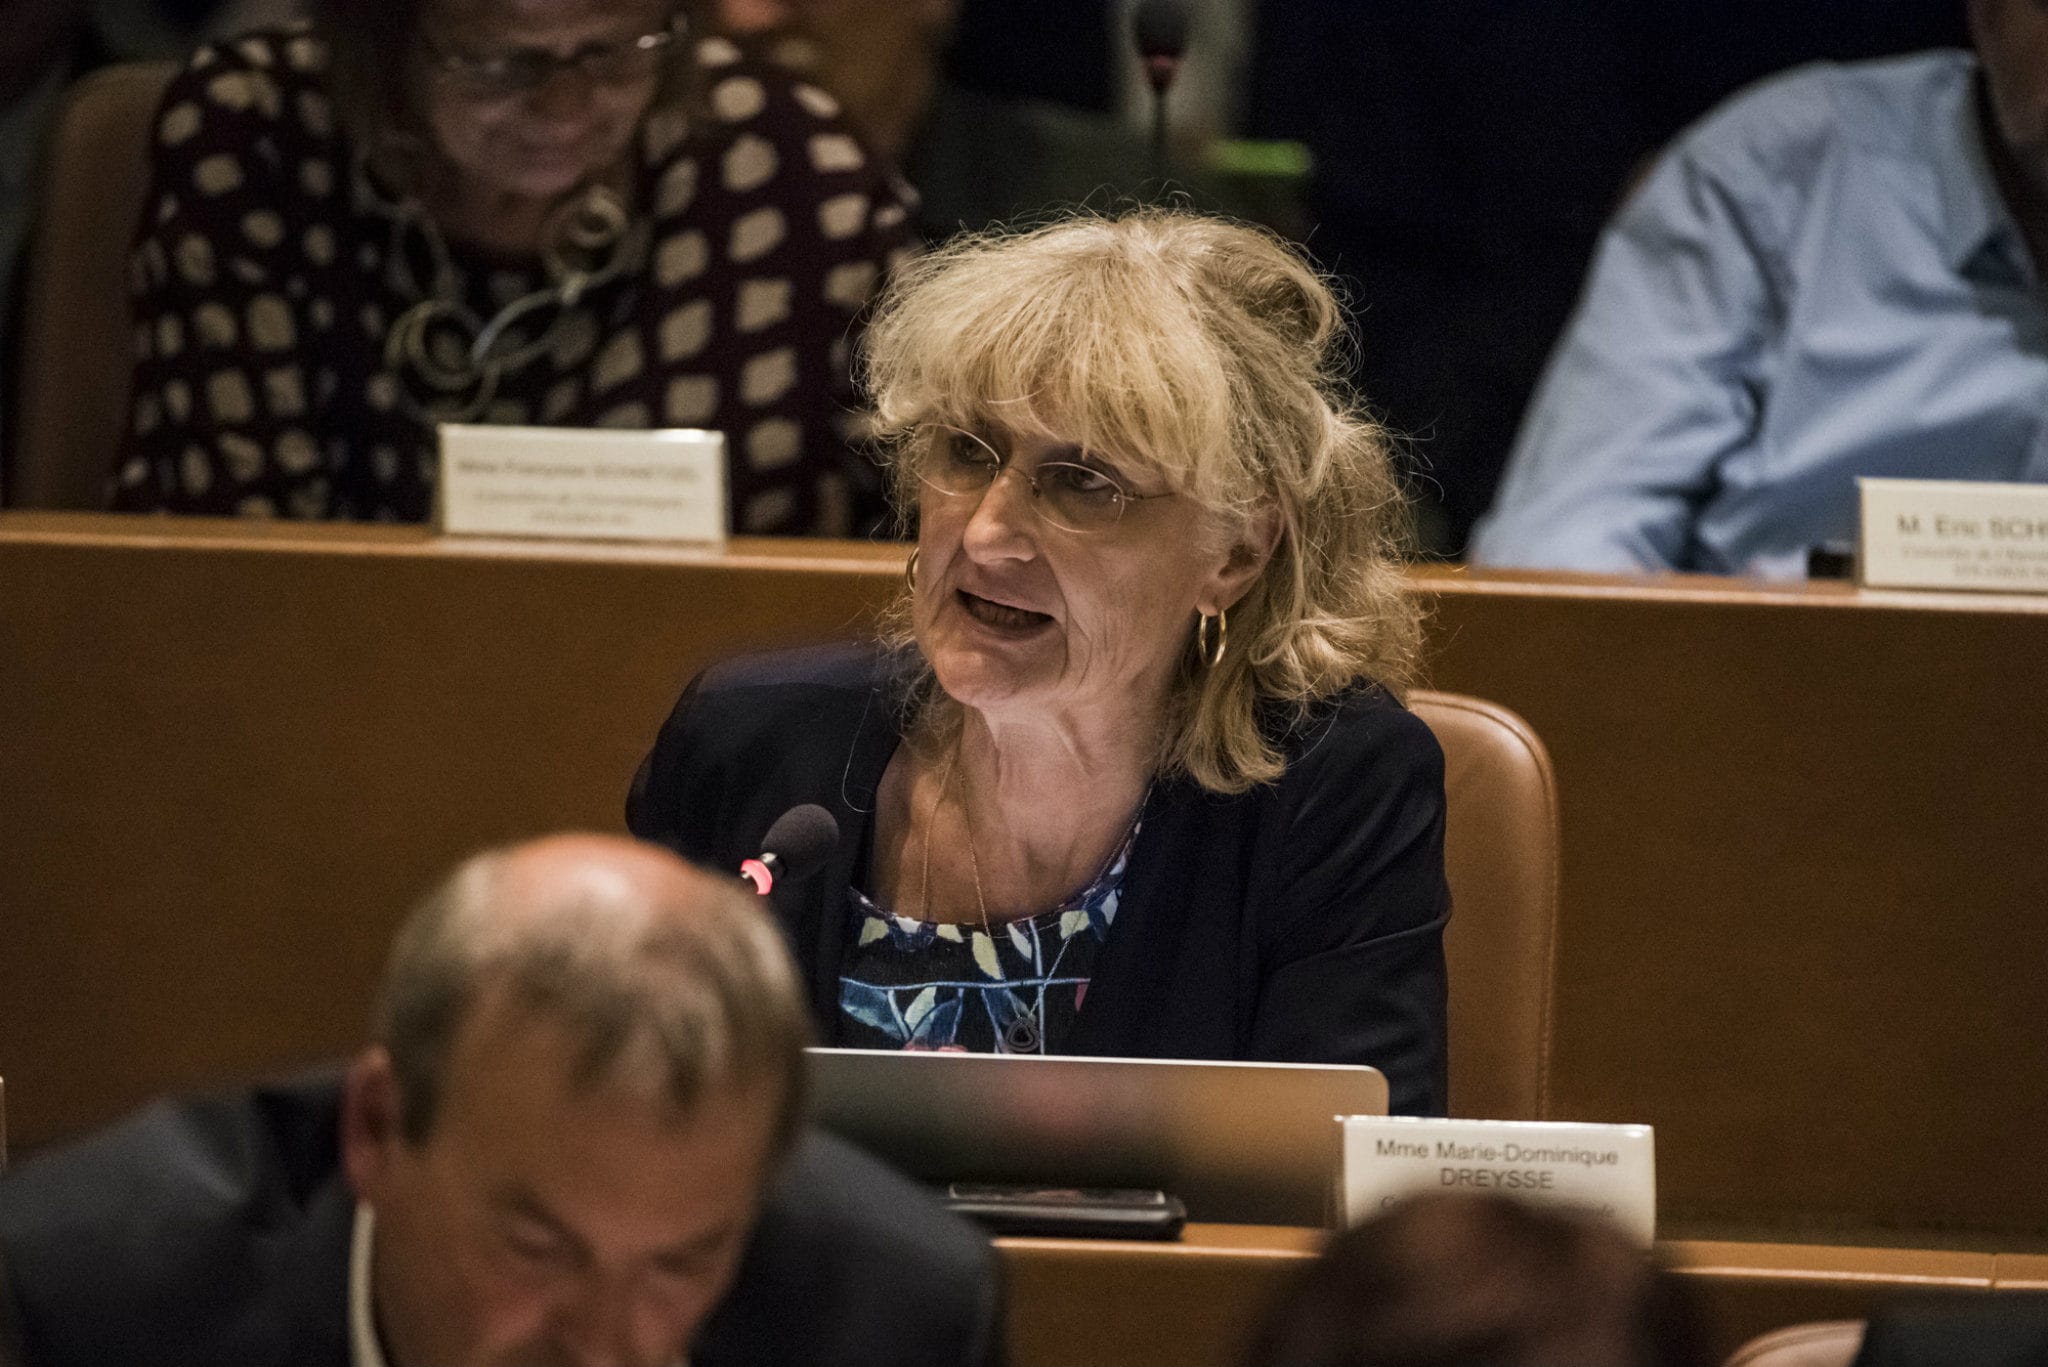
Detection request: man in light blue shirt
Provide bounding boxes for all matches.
[1471,1,2048,578]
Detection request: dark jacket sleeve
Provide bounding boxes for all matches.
[1851,1296,2048,1367]
[695,1133,1005,1367]
[626,644,878,867]
[626,669,720,864]
[1249,694,1451,1115]
[0,1247,26,1367]
[626,645,901,1032]
[0,1078,354,1367]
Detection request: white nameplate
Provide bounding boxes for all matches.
[1859,477,2048,593]
[1341,1116,1656,1244]
[437,424,728,546]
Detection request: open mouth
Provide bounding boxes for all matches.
[958,589,1054,633]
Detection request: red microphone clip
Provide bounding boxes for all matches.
[739,858,773,896]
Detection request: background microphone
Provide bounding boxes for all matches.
[1132,0,1192,93]
[739,804,840,895]
[1131,0,1193,177]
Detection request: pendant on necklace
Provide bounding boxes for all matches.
[1003,1012,1042,1054]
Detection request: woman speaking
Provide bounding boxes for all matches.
[630,211,1449,1114]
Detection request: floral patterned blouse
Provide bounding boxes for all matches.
[838,817,1142,1054]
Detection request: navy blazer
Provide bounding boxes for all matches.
[0,1073,1001,1367]
[1852,1296,2048,1367]
[628,644,1450,1116]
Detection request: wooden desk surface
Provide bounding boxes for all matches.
[995,1226,2016,1367]
[1997,1254,2048,1291]
[5,514,2046,1246]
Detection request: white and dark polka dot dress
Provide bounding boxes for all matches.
[112,29,916,534]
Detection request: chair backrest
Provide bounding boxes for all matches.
[1408,691,1560,1120]
[11,62,177,509]
[1724,1321,1866,1367]
[1,1074,9,1171]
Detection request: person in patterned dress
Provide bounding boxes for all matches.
[630,211,1453,1116]
[111,0,914,533]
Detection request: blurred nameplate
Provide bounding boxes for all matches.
[438,424,728,547]
[1341,1116,1656,1244]
[1860,477,2048,593]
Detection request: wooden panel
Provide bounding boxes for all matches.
[1667,1240,1995,1358]
[4,516,2046,1247]
[0,514,901,1147]
[1415,570,2048,1235]
[998,1224,1317,1367]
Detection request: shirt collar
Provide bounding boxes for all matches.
[1937,57,2033,281]
[348,1203,389,1367]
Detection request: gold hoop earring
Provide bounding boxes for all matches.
[1197,608,1227,667]
[904,547,920,595]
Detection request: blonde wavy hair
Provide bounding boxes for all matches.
[862,209,1421,795]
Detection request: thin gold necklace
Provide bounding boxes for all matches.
[915,741,991,935]
[919,741,1045,1051]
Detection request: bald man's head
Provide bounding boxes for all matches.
[370,834,810,1148]
[344,837,808,1367]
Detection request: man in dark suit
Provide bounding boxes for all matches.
[1852,1296,2048,1367]
[0,835,1003,1367]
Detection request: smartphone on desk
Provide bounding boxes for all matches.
[943,1183,1188,1240]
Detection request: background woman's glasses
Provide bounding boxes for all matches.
[423,15,686,100]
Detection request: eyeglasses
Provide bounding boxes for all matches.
[422,14,685,100]
[914,425,1173,535]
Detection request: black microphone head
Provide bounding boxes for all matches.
[1132,0,1192,60]
[758,803,840,881]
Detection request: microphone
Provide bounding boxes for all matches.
[1132,0,1192,96]
[739,804,840,896]
[1131,0,1193,179]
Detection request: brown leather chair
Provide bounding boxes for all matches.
[1,1074,9,1171]
[1409,691,1560,1121]
[10,62,177,509]
[1724,1321,1866,1367]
